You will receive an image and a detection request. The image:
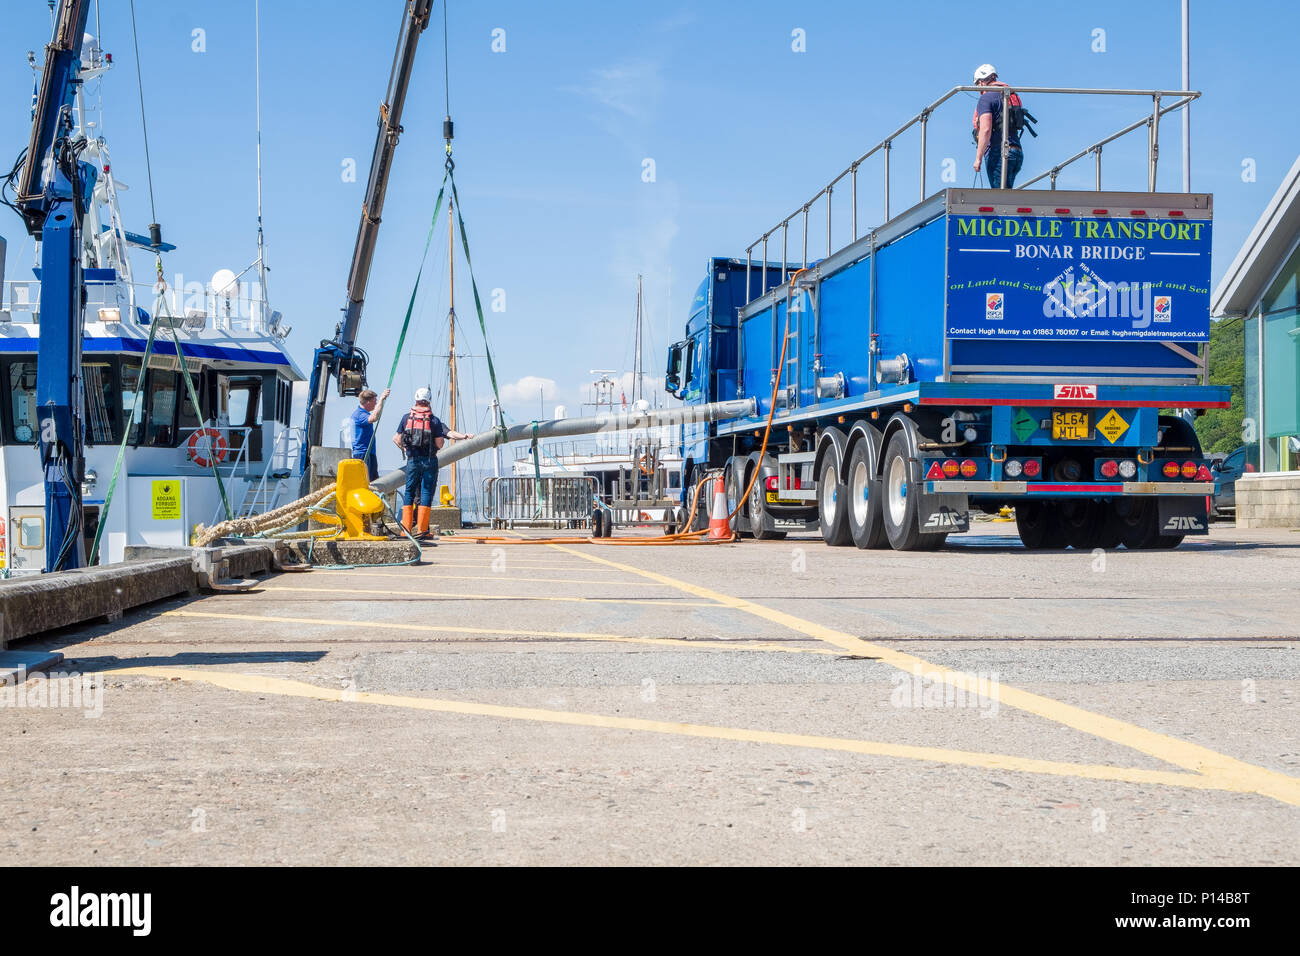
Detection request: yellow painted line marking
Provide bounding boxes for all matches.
[114,666,1239,795]
[162,609,839,656]
[256,585,721,607]
[419,561,606,570]
[338,571,670,587]
[550,544,1300,808]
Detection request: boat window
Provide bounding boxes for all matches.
[144,370,179,447]
[226,377,262,428]
[83,361,116,445]
[178,371,202,433]
[7,360,37,444]
[120,361,144,444]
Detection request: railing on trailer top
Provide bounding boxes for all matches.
[742,85,1200,305]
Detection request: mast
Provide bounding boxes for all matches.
[634,274,644,405]
[447,192,457,502]
[254,0,268,328]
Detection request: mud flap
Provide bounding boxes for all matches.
[1157,496,1210,535]
[919,493,970,534]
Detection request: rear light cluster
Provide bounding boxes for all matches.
[924,458,982,480]
[1003,457,1042,479]
[764,475,805,491]
[1096,458,1138,479]
[1157,459,1213,482]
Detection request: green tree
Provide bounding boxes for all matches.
[1194,318,1245,455]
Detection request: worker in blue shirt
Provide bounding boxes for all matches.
[971,63,1024,189]
[349,387,390,481]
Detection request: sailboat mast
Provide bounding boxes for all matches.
[634,274,643,405]
[448,193,457,502]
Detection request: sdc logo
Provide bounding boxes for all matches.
[985,293,1004,321]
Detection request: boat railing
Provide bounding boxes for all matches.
[0,278,276,336]
[742,84,1200,304]
[237,426,302,520]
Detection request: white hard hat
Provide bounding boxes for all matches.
[974,63,997,83]
[414,387,432,403]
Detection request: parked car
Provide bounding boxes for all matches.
[1211,445,1256,518]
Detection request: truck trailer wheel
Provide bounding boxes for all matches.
[1016,500,1067,550]
[817,455,853,546]
[747,456,787,541]
[1106,498,1159,550]
[881,431,945,551]
[845,438,888,549]
[1059,500,1104,550]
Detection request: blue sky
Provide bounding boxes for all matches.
[2,0,1297,473]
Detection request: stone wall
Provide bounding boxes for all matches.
[1235,473,1300,529]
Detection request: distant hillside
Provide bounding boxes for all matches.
[1194,317,1245,455]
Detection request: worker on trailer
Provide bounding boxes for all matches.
[393,387,471,538]
[971,63,1027,189]
[350,387,391,481]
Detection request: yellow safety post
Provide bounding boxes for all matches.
[438,484,455,507]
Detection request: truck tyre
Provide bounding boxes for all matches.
[845,438,888,549]
[1059,500,1104,550]
[1016,500,1067,550]
[690,467,714,532]
[817,454,853,546]
[591,509,605,538]
[747,455,787,541]
[1107,498,1159,550]
[723,458,750,537]
[881,430,945,551]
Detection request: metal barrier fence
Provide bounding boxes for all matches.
[743,84,1200,303]
[482,476,597,529]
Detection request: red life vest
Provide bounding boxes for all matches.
[403,404,434,454]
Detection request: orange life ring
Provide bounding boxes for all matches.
[188,428,228,468]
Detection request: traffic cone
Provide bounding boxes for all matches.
[707,476,731,540]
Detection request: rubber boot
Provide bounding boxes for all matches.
[401,505,415,535]
[417,505,433,540]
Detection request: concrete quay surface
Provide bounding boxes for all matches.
[2,520,1297,865]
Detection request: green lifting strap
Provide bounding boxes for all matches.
[448,173,503,410]
[88,299,164,563]
[361,169,451,466]
[166,319,232,523]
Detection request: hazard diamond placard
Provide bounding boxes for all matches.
[1096,409,1130,444]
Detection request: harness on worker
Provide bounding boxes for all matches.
[971,81,1038,144]
[402,404,435,455]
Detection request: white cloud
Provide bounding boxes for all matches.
[563,59,663,123]
[498,375,560,413]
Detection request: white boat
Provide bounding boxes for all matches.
[511,372,684,524]
[0,34,303,574]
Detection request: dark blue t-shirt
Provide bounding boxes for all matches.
[350,405,374,459]
[396,410,448,459]
[977,89,1021,149]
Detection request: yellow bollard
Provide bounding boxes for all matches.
[310,459,387,540]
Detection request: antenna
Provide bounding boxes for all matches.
[254,0,269,326]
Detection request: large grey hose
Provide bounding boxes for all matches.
[371,398,757,494]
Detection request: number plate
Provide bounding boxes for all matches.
[766,492,799,505]
[1051,410,1093,440]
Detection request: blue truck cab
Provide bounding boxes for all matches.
[667,189,1229,551]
